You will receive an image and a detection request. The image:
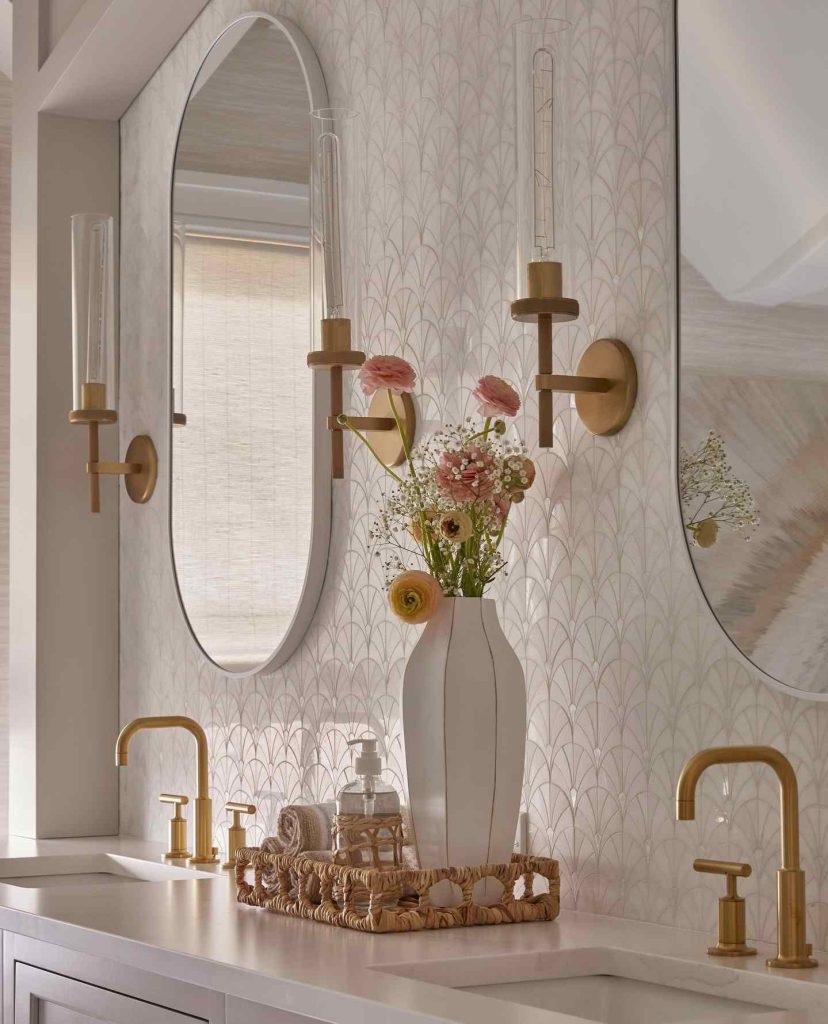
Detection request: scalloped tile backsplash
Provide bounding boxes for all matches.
[119,0,828,946]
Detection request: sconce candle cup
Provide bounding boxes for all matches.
[69,212,157,513]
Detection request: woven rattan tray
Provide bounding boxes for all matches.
[235,848,560,933]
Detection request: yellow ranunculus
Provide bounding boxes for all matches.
[388,570,442,624]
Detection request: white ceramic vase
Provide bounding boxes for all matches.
[402,597,526,876]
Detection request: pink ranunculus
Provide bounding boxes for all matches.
[435,447,496,503]
[359,355,416,397]
[472,375,521,418]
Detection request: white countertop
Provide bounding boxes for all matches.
[0,836,823,1024]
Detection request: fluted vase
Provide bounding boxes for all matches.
[402,597,526,879]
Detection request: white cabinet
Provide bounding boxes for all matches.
[14,963,204,1023]
[3,935,224,1024]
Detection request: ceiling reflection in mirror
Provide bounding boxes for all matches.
[678,0,828,693]
[170,17,329,674]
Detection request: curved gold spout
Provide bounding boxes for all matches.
[116,716,217,864]
[675,745,815,969]
[676,745,799,868]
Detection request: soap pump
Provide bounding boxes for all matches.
[336,736,400,818]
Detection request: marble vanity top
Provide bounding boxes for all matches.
[0,836,822,1024]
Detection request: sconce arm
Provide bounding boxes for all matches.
[535,373,615,395]
[327,415,395,432]
[87,460,142,476]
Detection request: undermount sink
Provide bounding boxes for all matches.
[377,945,828,1023]
[0,854,223,889]
[461,974,777,1024]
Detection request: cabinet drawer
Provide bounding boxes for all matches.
[15,962,206,1023]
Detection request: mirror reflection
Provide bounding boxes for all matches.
[678,0,828,693]
[170,17,328,674]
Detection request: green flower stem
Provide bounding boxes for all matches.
[339,417,403,482]
[466,418,493,443]
[387,390,415,470]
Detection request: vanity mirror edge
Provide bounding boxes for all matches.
[671,0,828,703]
[166,13,333,677]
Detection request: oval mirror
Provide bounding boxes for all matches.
[677,0,828,697]
[170,15,330,675]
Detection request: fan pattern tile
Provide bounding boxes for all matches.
[119,0,828,948]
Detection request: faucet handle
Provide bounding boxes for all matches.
[694,858,751,882]
[222,802,256,870]
[159,793,191,860]
[693,859,756,957]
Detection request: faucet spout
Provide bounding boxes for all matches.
[116,716,217,864]
[676,746,799,867]
[675,745,815,969]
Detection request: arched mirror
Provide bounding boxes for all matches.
[170,15,330,675]
[677,0,828,697]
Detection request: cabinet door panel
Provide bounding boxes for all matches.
[15,964,205,1024]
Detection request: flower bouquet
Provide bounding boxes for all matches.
[341,354,531,880]
[341,356,535,623]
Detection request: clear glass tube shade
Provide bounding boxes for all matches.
[71,213,116,411]
[310,108,359,323]
[514,19,572,294]
[171,219,186,419]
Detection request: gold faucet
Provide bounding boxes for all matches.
[116,716,218,864]
[676,746,816,969]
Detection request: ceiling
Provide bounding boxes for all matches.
[679,0,828,308]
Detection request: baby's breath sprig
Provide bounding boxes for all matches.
[679,430,759,546]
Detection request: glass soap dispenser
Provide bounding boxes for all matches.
[336,736,400,817]
[334,736,404,869]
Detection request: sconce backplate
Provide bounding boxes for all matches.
[574,338,637,436]
[124,434,158,504]
[366,391,416,468]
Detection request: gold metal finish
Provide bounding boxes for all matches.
[327,416,394,432]
[70,412,157,512]
[307,351,365,370]
[85,435,157,504]
[308,317,416,479]
[68,409,118,425]
[535,374,614,394]
[222,802,256,870]
[116,717,218,865]
[365,391,416,469]
[511,261,636,447]
[320,316,353,352]
[677,746,817,969]
[528,260,563,299]
[307,317,365,479]
[159,793,191,860]
[123,435,158,503]
[510,296,580,324]
[694,858,756,957]
[573,338,638,436]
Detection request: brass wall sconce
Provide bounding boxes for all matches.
[307,318,415,479]
[309,109,415,479]
[513,19,636,448]
[510,261,637,447]
[70,213,157,513]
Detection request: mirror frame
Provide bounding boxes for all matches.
[672,0,828,702]
[167,13,332,677]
